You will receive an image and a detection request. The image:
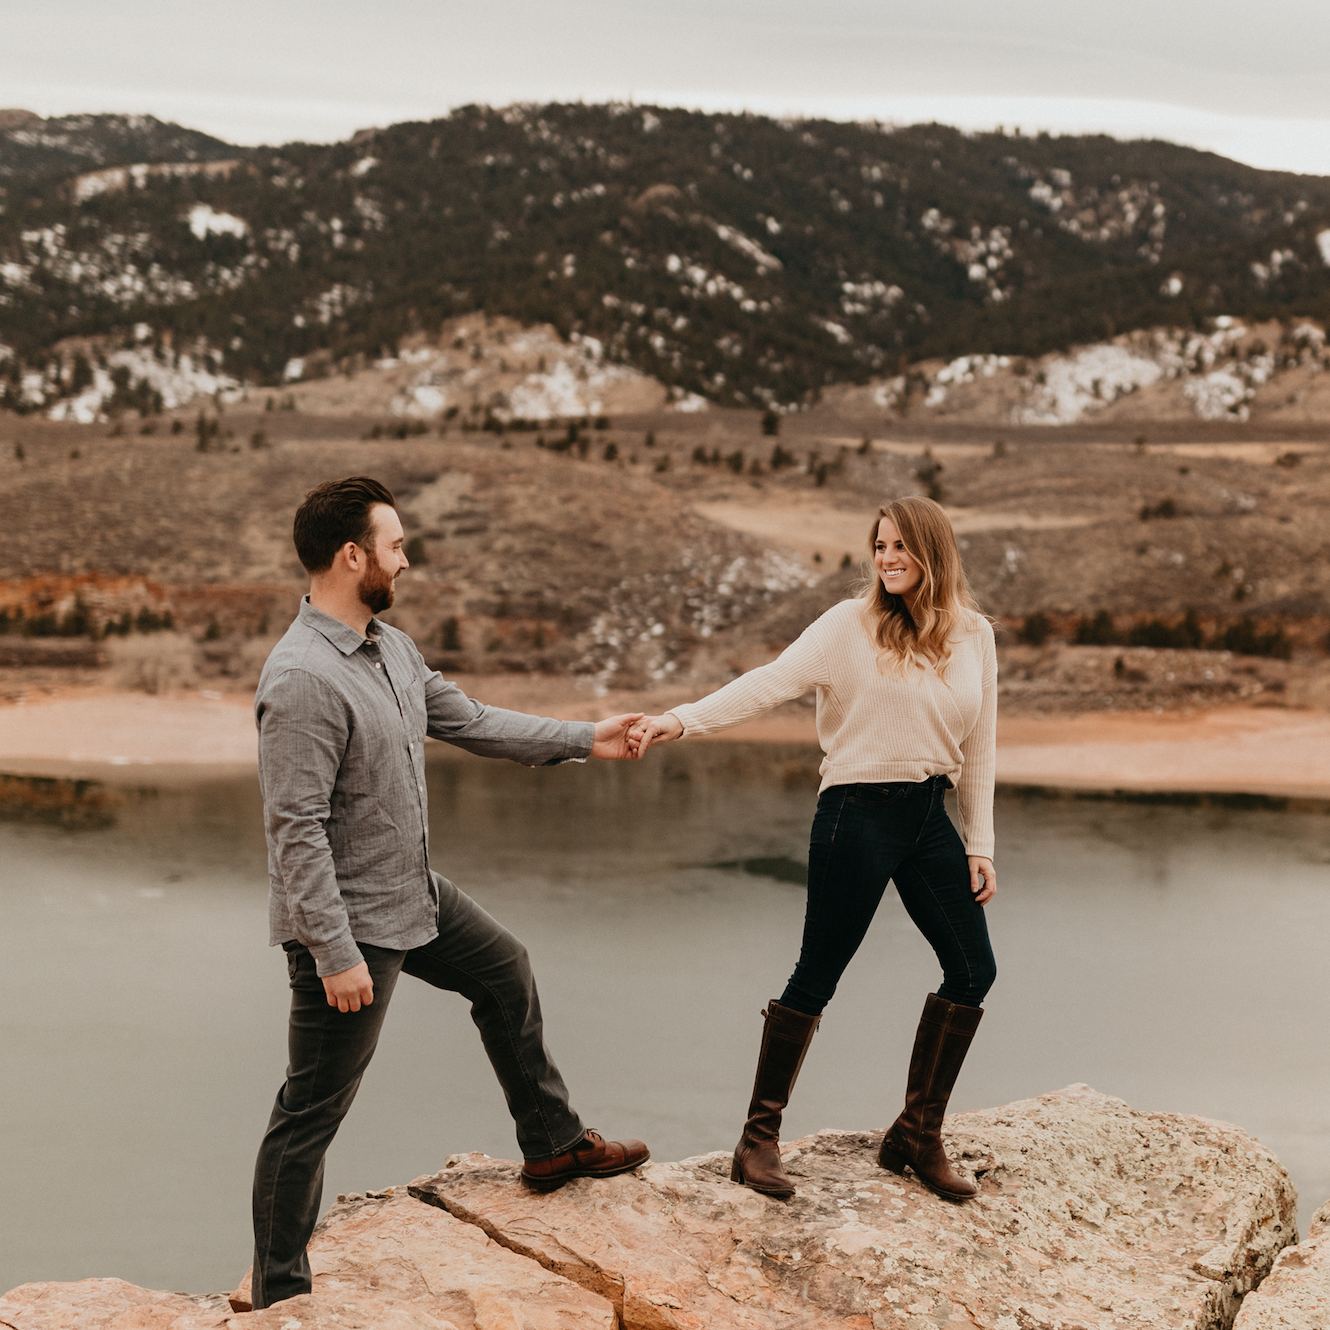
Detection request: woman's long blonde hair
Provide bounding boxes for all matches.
[860,496,980,676]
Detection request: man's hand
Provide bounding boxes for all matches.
[628,713,684,758]
[591,713,646,761]
[968,856,997,905]
[322,961,374,1013]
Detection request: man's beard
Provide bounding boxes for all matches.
[357,555,396,615]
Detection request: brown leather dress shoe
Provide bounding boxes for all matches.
[520,1129,650,1192]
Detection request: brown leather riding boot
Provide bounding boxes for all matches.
[878,993,983,1201]
[731,1001,821,1199]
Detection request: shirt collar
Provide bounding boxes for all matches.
[298,596,382,656]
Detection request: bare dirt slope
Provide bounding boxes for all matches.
[2,366,1328,712]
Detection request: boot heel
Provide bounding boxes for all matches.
[878,1140,908,1174]
[730,1158,744,1184]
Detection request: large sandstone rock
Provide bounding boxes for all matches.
[0,1087,1299,1330]
[409,1086,1296,1330]
[0,1278,231,1329]
[1234,1199,1330,1328]
[227,1185,614,1326]
[2,1188,614,1330]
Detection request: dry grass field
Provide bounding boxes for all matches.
[1,340,1328,723]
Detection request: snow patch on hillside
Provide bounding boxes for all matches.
[187,205,248,240]
[909,317,1324,425]
[383,327,656,421]
[46,346,238,422]
[1016,346,1161,424]
[924,355,1011,407]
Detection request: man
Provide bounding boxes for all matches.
[250,475,648,1310]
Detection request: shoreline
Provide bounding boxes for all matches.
[1,682,1329,803]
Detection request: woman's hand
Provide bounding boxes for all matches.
[628,713,684,757]
[968,856,996,905]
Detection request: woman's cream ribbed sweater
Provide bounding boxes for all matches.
[669,598,998,857]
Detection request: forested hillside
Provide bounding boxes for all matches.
[3,104,1329,411]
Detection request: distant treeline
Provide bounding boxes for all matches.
[1018,610,1298,659]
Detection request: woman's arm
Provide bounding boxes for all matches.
[632,626,830,756]
[955,625,998,859]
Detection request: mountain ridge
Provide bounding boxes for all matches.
[2,104,1329,410]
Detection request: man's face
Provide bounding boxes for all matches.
[356,504,408,615]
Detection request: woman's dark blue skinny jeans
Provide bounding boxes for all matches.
[780,775,996,1015]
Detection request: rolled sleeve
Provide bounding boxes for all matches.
[257,669,364,977]
[423,673,593,765]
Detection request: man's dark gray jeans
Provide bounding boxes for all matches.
[249,878,585,1310]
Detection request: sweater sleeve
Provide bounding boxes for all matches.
[669,621,831,737]
[955,623,998,858]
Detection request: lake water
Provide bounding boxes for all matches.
[2,743,1328,1297]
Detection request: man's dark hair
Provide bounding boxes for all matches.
[293,476,396,574]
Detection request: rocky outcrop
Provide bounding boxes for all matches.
[225,1185,613,1326]
[0,1086,1298,1330]
[1234,1199,1330,1329]
[410,1085,1296,1329]
[0,1280,233,1329]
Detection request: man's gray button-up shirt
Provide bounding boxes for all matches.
[255,598,594,976]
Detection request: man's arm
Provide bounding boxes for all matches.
[258,669,364,979]
[423,671,597,764]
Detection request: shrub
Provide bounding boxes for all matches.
[1139,497,1177,520]
[1019,612,1052,646]
[440,616,462,651]
[1074,610,1120,646]
[761,408,780,436]
[725,449,744,473]
[135,606,174,633]
[194,412,220,452]
[1215,617,1292,659]
[404,535,428,564]
[915,459,944,502]
[1126,611,1204,650]
[770,444,796,470]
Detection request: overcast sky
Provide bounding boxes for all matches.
[5,0,1329,174]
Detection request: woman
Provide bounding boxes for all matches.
[631,495,997,1202]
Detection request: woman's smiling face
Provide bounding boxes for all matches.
[874,516,923,597]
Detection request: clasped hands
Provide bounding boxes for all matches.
[588,712,683,761]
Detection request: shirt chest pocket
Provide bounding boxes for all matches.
[403,671,428,737]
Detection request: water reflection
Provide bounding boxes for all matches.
[1,743,1327,1296]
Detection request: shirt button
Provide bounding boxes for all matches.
[374,663,382,670]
